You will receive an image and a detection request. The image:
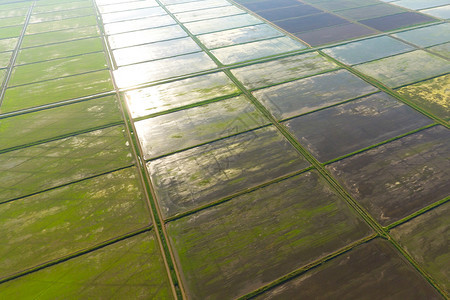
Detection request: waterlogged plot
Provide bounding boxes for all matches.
[0,96,122,151]
[359,12,436,32]
[421,5,450,19]
[103,15,176,35]
[0,233,174,299]
[391,0,449,10]
[108,25,187,49]
[335,3,407,20]
[427,42,450,58]
[113,37,201,66]
[198,24,283,49]
[9,52,108,86]
[212,36,306,65]
[114,52,217,88]
[275,13,349,34]
[184,14,263,35]
[135,96,269,159]
[101,7,167,23]
[394,23,450,47]
[0,126,134,203]
[327,126,450,226]
[16,37,104,65]
[257,239,442,299]
[166,0,231,13]
[256,4,321,21]
[167,171,372,299]
[297,23,376,46]
[253,69,378,120]
[25,15,98,34]
[1,70,113,113]
[354,50,450,88]
[124,72,239,118]
[313,0,380,11]
[322,36,414,65]
[284,92,433,162]
[0,167,150,278]
[396,74,450,120]
[391,203,450,294]
[239,0,302,12]
[232,52,339,90]
[21,26,100,48]
[148,126,310,218]
[174,5,245,23]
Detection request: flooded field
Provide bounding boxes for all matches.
[0,0,448,298]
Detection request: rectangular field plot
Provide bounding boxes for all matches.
[184,14,263,35]
[0,37,18,52]
[211,36,306,65]
[256,4,321,21]
[21,26,100,48]
[198,24,283,50]
[322,36,414,65]
[391,203,450,295]
[124,72,239,118]
[283,92,433,162]
[16,37,104,65]
[148,126,310,218]
[1,70,113,113]
[174,6,245,23]
[427,42,450,58]
[0,233,174,299]
[335,3,408,20]
[107,25,187,49]
[231,52,339,90]
[25,15,98,34]
[359,12,436,32]
[0,167,150,279]
[296,23,376,46]
[0,126,134,203]
[113,52,218,88]
[9,52,108,86]
[393,23,450,47]
[113,37,201,66]
[421,5,450,19]
[253,69,378,120]
[256,239,442,299]
[327,126,450,226]
[167,171,372,299]
[396,74,450,120]
[104,14,176,35]
[135,96,269,159]
[274,13,350,34]
[354,50,450,88]
[0,96,122,151]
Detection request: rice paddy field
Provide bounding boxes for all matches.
[0,0,448,299]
